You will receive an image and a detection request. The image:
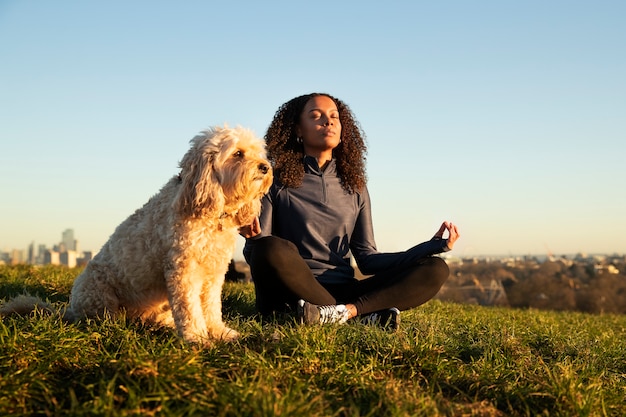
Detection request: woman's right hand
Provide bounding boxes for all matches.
[239,216,261,238]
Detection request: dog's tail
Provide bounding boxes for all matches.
[0,294,64,318]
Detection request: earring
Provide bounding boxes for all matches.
[296,137,303,144]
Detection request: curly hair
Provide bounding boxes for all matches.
[264,93,367,193]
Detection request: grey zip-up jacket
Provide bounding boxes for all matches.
[244,156,449,284]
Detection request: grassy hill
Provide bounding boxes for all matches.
[1,264,625,416]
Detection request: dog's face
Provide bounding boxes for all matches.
[177,125,273,224]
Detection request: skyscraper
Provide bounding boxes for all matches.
[62,229,76,251]
[28,241,36,264]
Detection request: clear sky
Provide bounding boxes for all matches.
[1,1,625,259]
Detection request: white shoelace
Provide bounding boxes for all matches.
[361,312,381,326]
[318,304,349,324]
[361,308,400,328]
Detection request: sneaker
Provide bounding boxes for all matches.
[297,299,350,325]
[360,308,401,331]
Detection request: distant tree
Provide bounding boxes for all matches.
[505,269,576,311]
[576,273,626,314]
[569,263,592,282]
[447,258,626,314]
[538,261,565,277]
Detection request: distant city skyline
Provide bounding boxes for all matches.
[2,228,82,252]
[0,228,95,267]
[2,226,623,263]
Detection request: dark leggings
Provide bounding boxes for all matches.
[248,236,450,317]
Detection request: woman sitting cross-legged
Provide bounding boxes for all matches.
[240,92,460,330]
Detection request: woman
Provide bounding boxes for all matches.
[241,93,459,330]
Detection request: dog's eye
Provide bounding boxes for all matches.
[233,150,244,158]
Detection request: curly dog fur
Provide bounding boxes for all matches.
[1,125,272,345]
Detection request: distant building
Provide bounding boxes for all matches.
[77,251,93,267]
[62,229,77,251]
[594,264,620,275]
[37,244,47,264]
[60,250,77,268]
[10,249,25,265]
[28,241,36,264]
[44,250,60,265]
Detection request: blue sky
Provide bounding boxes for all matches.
[1,1,625,259]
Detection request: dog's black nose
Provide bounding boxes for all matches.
[259,163,269,174]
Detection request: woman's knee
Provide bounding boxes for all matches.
[411,256,449,289]
[248,236,305,288]
[255,236,297,254]
[426,256,450,286]
[250,236,299,266]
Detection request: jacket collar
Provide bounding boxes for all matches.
[303,155,336,175]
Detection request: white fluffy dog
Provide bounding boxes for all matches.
[1,125,272,345]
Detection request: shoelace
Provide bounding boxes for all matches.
[361,308,400,328]
[362,312,381,326]
[318,305,348,324]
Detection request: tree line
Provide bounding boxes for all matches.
[439,257,626,314]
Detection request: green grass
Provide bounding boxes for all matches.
[1,264,625,416]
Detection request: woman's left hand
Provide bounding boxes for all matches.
[433,221,460,250]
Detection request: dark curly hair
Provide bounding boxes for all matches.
[264,93,367,193]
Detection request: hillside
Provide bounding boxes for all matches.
[1,264,625,416]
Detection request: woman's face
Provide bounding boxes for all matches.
[296,95,342,156]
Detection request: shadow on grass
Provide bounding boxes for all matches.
[0,280,71,304]
[0,264,76,303]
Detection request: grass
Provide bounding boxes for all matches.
[1,264,625,416]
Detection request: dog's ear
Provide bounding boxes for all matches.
[175,134,225,218]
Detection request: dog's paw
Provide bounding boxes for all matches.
[219,327,240,342]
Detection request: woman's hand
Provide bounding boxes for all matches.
[239,216,262,238]
[433,221,460,250]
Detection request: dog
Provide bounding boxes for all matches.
[1,125,272,345]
